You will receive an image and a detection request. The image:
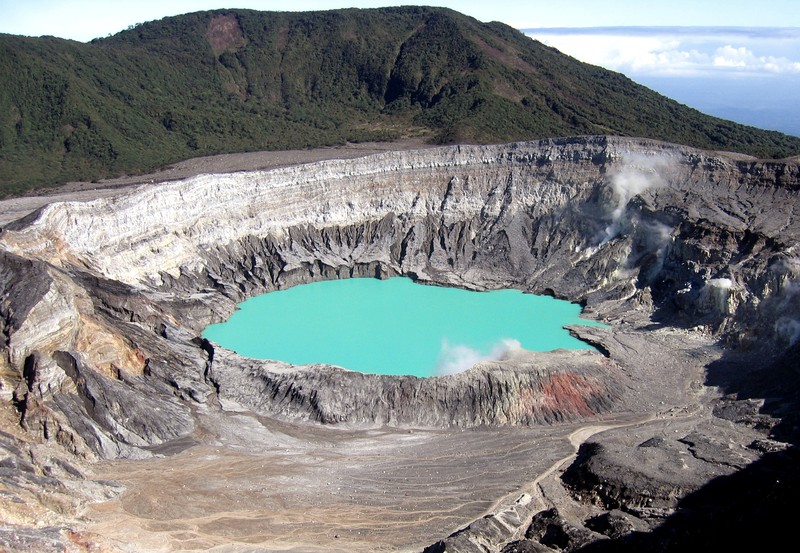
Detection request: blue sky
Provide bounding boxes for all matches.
[2,1,799,135]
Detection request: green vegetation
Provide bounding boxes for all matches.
[1,6,799,196]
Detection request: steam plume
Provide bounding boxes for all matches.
[771,259,800,344]
[435,338,521,375]
[599,155,668,244]
[775,317,800,346]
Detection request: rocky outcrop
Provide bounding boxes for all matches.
[423,494,543,553]
[561,430,759,516]
[0,136,799,551]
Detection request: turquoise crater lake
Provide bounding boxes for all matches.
[202,277,606,377]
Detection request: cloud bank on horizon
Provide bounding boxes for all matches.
[525,27,800,77]
[525,26,800,136]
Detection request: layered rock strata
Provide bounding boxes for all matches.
[0,136,799,551]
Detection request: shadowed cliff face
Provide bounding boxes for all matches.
[0,136,798,462]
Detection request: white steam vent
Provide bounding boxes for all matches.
[600,153,669,245]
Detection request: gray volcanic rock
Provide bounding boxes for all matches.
[524,508,601,551]
[501,542,557,553]
[0,136,799,551]
[423,494,543,553]
[209,347,621,427]
[584,509,646,539]
[561,433,749,516]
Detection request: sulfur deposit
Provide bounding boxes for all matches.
[1,136,798,552]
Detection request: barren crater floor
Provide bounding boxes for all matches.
[1,136,799,552]
[88,411,575,552]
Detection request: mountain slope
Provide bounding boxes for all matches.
[1,6,799,195]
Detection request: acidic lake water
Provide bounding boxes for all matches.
[203,277,605,377]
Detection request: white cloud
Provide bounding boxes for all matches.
[711,45,800,73]
[526,28,800,77]
[713,45,750,68]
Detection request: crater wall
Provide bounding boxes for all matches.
[1,136,799,460]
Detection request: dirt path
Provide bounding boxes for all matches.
[477,400,706,548]
[475,416,648,541]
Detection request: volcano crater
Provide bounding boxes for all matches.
[2,136,799,552]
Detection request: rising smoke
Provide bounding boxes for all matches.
[701,277,735,315]
[775,317,800,346]
[434,338,522,375]
[771,258,800,345]
[598,154,668,245]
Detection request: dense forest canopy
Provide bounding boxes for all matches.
[1,6,799,196]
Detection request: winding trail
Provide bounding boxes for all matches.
[476,402,705,550]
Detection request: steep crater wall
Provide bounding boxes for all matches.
[1,136,799,460]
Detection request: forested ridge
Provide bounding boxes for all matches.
[2,6,799,196]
